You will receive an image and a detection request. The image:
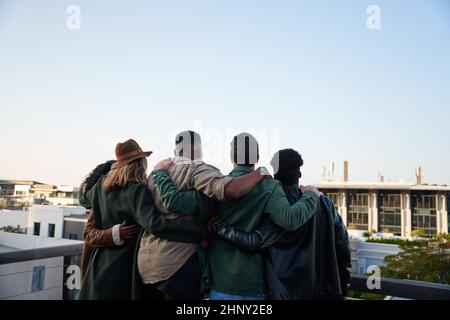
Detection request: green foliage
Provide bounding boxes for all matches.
[411,229,426,238]
[346,289,385,300]
[0,225,25,234]
[380,235,450,284]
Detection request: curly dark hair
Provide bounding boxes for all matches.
[80,160,116,196]
[270,149,303,186]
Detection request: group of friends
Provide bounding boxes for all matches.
[78,131,351,300]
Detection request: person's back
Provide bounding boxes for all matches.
[79,139,206,300]
[208,134,320,299]
[264,192,349,299]
[210,149,351,299]
[209,166,275,297]
[80,177,146,299]
[149,134,321,299]
[138,156,226,289]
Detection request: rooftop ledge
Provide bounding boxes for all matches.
[0,243,449,300]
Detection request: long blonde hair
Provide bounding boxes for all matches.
[103,158,148,192]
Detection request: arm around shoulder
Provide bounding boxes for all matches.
[265,182,319,231]
[131,183,206,243]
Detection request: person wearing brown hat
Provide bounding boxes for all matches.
[78,159,139,282]
[78,139,210,300]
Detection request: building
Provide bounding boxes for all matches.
[63,213,89,241]
[0,231,83,300]
[349,239,401,275]
[0,180,80,210]
[0,205,88,241]
[318,181,450,238]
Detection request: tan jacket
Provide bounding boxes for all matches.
[80,211,115,280]
[138,157,232,284]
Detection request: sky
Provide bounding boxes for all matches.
[0,0,449,187]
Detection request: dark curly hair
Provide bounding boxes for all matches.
[270,149,303,186]
[80,160,116,196]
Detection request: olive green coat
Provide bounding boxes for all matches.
[78,177,206,300]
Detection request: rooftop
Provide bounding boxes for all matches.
[316,181,450,191]
[0,179,44,186]
[0,231,83,251]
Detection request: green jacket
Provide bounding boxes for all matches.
[152,166,319,297]
[78,177,206,300]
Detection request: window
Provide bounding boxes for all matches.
[69,234,78,240]
[323,189,339,211]
[48,223,55,238]
[33,222,41,236]
[327,192,339,211]
[347,191,369,230]
[378,192,402,235]
[447,193,450,234]
[412,193,437,237]
[31,266,45,292]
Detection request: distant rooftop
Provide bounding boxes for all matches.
[0,179,44,186]
[0,231,83,251]
[317,181,450,191]
[64,214,89,221]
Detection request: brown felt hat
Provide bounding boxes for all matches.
[111,139,152,169]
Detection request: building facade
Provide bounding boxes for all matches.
[318,182,450,238]
[0,180,79,210]
[0,232,83,300]
[0,205,87,240]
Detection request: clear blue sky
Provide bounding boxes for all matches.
[1,0,449,187]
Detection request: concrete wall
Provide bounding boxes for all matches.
[46,197,79,206]
[25,206,86,239]
[27,206,64,238]
[0,210,29,231]
[350,240,401,275]
[0,232,83,300]
[63,220,86,240]
[0,257,64,300]
[0,231,83,249]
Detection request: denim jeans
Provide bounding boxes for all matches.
[209,289,267,300]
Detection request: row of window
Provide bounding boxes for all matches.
[326,192,443,236]
[33,222,55,238]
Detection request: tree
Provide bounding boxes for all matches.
[411,229,426,238]
[0,225,25,234]
[380,234,450,284]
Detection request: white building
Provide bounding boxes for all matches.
[317,181,450,239]
[0,180,79,209]
[0,210,28,232]
[350,239,401,275]
[0,205,87,239]
[0,231,83,300]
[27,205,86,238]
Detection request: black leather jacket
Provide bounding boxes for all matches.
[211,187,351,299]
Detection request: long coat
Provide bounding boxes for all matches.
[78,177,206,300]
[212,188,351,299]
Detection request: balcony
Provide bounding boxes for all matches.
[1,243,449,300]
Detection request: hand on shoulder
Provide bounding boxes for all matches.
[300,185,323,197]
